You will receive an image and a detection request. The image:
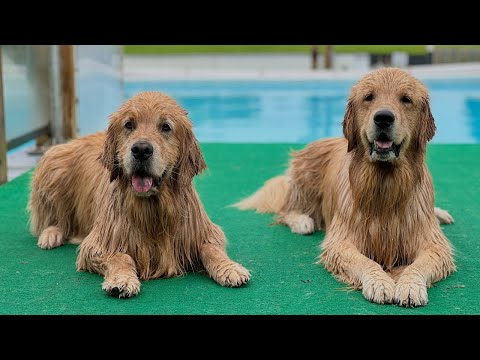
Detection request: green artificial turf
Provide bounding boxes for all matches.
[0,144,478,314]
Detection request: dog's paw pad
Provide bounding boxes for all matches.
[102,275,141,298]
[290,215,315,235]
[38,226,64,249]
[216,262,251,288]
[362,273,395,304]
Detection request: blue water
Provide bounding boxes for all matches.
[7,139,35,155]
[125,79,480,144]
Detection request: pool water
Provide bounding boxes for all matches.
[125,79,480,144]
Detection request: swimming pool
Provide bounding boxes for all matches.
[125,79,480,144]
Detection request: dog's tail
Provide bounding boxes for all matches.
[233,175,289,214]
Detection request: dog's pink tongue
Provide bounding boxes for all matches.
[132,175,153,193]
[375,140,393,149]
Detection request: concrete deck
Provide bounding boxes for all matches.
[6,145,41,181]
[124,54,480,81]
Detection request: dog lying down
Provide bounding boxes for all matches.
[29,92,250,298]
[235,68,455,307]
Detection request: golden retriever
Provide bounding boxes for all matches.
[29,92,250,298]
[235,68,455,307]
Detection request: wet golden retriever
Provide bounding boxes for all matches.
[236,68,455,307]
[29,92,250,298]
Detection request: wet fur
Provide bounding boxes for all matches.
[235,68,455,307]
[29,92,250,298]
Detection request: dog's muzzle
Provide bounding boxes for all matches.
[129,141,162,194]
[369,110,402,161]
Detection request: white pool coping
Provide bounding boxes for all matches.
[124,54,480,81]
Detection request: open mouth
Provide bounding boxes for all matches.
[131,173,163,194]
[370,140,401,157]
[369,132,402,160]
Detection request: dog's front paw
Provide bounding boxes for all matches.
[289,214,315,235]
[362,271,395,305]
[102,274,141,298]
[38,226,64,249]
[394,270,428,307]
[214,261,250,288]
[435,207,454,225]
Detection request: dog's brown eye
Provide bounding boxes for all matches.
[364,94,374,101]
[401,95,412,104]
[161,123,171,132]
[124,120,133,130]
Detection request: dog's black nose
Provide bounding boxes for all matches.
[131,142,153,161]
[374,110,395,129]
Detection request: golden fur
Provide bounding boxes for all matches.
[29,92,250,298]
[235,68,455,307]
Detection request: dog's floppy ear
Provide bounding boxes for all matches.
[99,121,122,182]
[342,99,357,152]
[414,96,436,152]
[173,126,207,189]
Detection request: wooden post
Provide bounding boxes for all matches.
[311,45,319,69]
[59,45,76,141]
[0,47,7,185]
[325,45,334,69]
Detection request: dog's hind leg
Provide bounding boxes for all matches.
[278,211,316,235]
[37,226,65,249]
[67,236,84,245]
[434,207,454,225]
[37,228,83,249]
[29,187,76,249]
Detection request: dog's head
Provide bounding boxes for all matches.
[100,92,206,197]
[343,67,436,163]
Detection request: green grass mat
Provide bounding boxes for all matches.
[0,144,478,314]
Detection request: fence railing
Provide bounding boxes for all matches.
[433,48,480,64]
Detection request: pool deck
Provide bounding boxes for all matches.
[6,146,41,182]
[124,54,480,81]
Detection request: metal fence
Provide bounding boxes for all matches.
[433,48,480,64]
